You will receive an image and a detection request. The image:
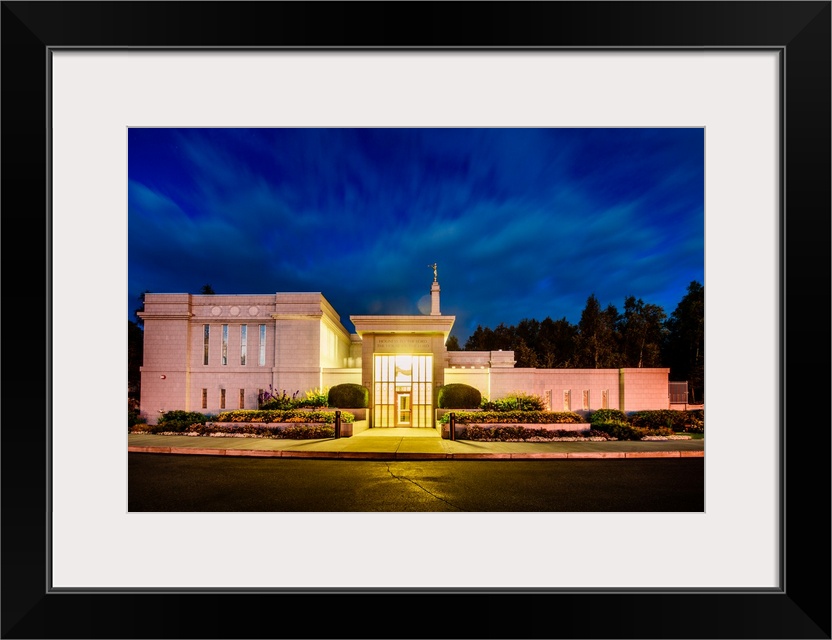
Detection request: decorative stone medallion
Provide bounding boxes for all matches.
[211,306,221,316]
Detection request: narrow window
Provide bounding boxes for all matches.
[201,388,208,409]
[221,325,228,365]
[240,325,247,365]
[239,388,245,409]
[563,390,571,411]
[582,390,590,411]
[203,325,210,365]
[220,388,226,409]
[602,389,609,409]
[259,324,266,366]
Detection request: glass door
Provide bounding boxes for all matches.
[397,392,411,425]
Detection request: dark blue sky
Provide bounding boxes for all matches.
[128,128,704,344]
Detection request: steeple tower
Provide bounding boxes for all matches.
[428,263,441,315]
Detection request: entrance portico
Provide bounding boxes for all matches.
[351,314,455,429]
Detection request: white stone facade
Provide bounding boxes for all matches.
[138,288,671,425]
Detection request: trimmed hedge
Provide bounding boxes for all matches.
[441,410,584,424]
[588,408,627,424]
[437,384,482,409]
[328,383,369,408]
[481,392,546,412]
[461,425,612,442]
[187,423,335,439]
[592,420,675,441]
[629,409,702,432]
[586,409,705,434]
[153,410,212,433]
[214,409,354,423]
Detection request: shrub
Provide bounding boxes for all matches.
[460,426,612,442]
[591,420,676,440]
[215,409,353,424]
[186,423,335,439]
[437,384,482,409]
[258,387,300,410]
[481,391,546,412]
[128,407,146,429]
[685,414,705,434]
[630,410,696,431]
[155,410,211,433]
[328,383,369,408]
[258,386,330,409]
[589,408,628,424]
[294,387,329,408]
[441,410,583,424]
[591,420,641,441]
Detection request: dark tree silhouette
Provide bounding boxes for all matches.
[575,295,621,368]
[619,296,667,368]
[663,281,704,402]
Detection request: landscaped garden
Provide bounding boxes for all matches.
[129,384,365,439]
[437,384,704,442]
[129,383,704,442]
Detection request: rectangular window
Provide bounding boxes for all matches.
[201,388,208,409]
[602,389,609,409]
[221,325,228,365]
[563,390,571,411]
[220,388,226,409]
[240,325,247,365]
[239,389,245,409]
[203,325,210,365]
[582,390,590,411]
[259,324,266,366]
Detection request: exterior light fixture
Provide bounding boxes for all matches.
[160,375,166,379]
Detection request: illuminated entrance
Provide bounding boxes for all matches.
[373,354,433,427]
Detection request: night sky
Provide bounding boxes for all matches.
[128,128,704,344]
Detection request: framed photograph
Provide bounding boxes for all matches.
[3,2,829,638]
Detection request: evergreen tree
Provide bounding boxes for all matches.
[128,320,143,406]
[620,296,667,368]
[575,295,621,368]
[538,316,578,367]
[663,281,704,402]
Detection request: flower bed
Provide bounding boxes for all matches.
[214,409,354,424]
[440,410,584,424]
[449,424,694,442]
[188,422,337,439]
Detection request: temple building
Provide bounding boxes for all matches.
[137,272,670,426]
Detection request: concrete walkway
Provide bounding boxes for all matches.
[128,428,704,461]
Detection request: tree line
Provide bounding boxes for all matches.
[447,281,704,402]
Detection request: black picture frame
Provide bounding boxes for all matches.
[2,2,829,638]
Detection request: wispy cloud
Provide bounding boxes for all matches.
[128,128,704,343]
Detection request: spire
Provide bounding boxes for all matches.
[428,263,440,315]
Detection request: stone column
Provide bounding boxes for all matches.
[430,281,441,315]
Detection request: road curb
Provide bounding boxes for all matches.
[128,446,703,461]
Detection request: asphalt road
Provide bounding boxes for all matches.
[128,453,704,512]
